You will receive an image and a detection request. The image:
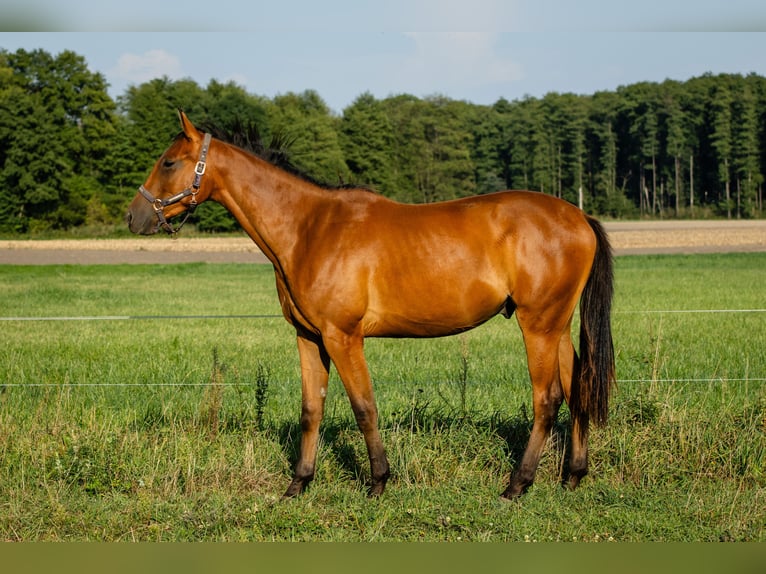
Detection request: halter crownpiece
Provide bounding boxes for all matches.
[138,132,212,237]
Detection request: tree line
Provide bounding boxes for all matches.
[1,47,765,234]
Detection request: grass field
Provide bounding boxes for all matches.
[0,253,764,541]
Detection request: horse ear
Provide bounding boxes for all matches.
[178,109,202,141]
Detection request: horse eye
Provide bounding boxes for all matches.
[163,159,175,169]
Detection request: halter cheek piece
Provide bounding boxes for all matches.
[138,132,212,237]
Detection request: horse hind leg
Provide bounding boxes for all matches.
[557,328,589,490]
[502,328,564,498]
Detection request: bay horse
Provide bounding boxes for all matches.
[127,111,615,499]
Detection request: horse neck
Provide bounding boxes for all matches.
[210,143,325,265]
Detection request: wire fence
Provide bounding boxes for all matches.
[0,314,282,322]
[1,378,764,389]
[2,308,763,388]
[616,308,766,314]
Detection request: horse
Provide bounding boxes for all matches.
[127,110,615,499]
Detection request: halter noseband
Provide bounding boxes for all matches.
[138,132,212,237]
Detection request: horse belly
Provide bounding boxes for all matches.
[363,274,507,338]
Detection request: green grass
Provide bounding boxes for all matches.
[0,254,764,541]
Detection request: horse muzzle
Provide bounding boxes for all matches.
[125,206,161,235]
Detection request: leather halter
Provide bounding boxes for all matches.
[137,132,212,236]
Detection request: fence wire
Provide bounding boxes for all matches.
[2,308,763,388]
[1,378,764,389]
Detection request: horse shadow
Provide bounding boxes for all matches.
[273,404,575,492]
[275,418,366,487]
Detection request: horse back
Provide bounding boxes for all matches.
[283,190,597,337]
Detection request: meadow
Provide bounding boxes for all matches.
[0,253,764,541]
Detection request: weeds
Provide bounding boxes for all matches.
[253,362,270,432]
[198,350,271,434]
[435,334,471,420]
[198,348,226,440]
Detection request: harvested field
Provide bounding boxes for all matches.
[604,219,766,255]
[0,220,765,264]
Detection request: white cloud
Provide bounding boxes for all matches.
[111,49,183,84]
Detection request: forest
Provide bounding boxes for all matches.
[1,47,765,233]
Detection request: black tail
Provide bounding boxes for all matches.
[573,217,616,433]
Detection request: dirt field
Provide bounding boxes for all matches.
[1,220,765,264]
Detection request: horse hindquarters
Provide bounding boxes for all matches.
[502,215,614,498]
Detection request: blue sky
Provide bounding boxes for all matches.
[2,2,766,113]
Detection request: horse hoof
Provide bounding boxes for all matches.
[564,473,585,491]
[282,479,307,499]
[367,479,388,497]
[367,485,385,497]
[500,481,529,500]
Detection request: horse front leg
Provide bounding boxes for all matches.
[283,332,330,498]
[323,328,390,496]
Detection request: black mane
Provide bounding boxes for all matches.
[199,119,366,192]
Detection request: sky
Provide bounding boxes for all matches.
[2,1,766,113]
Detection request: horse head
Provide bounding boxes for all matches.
[126,110,214,236]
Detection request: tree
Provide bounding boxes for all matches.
[270,90,348,185]
[203,79,272,136]
[709,80,734,217]
[544,93,589,206]
[660,81,690,216]
[5,46,766,232]
[485,98,516,191]
[505,96,541,192]
[0,56,25,231]
[620,82,662,215]
[470,99,523,196]
[379,94,426,202]
[677,77,709,216]
[117,77,208,170]
[376,95,477,203]
[415,96,476,202]
[0,48,116,231]
[588,90,633,217]
[731,76,762,218]
[339,92,396,193]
